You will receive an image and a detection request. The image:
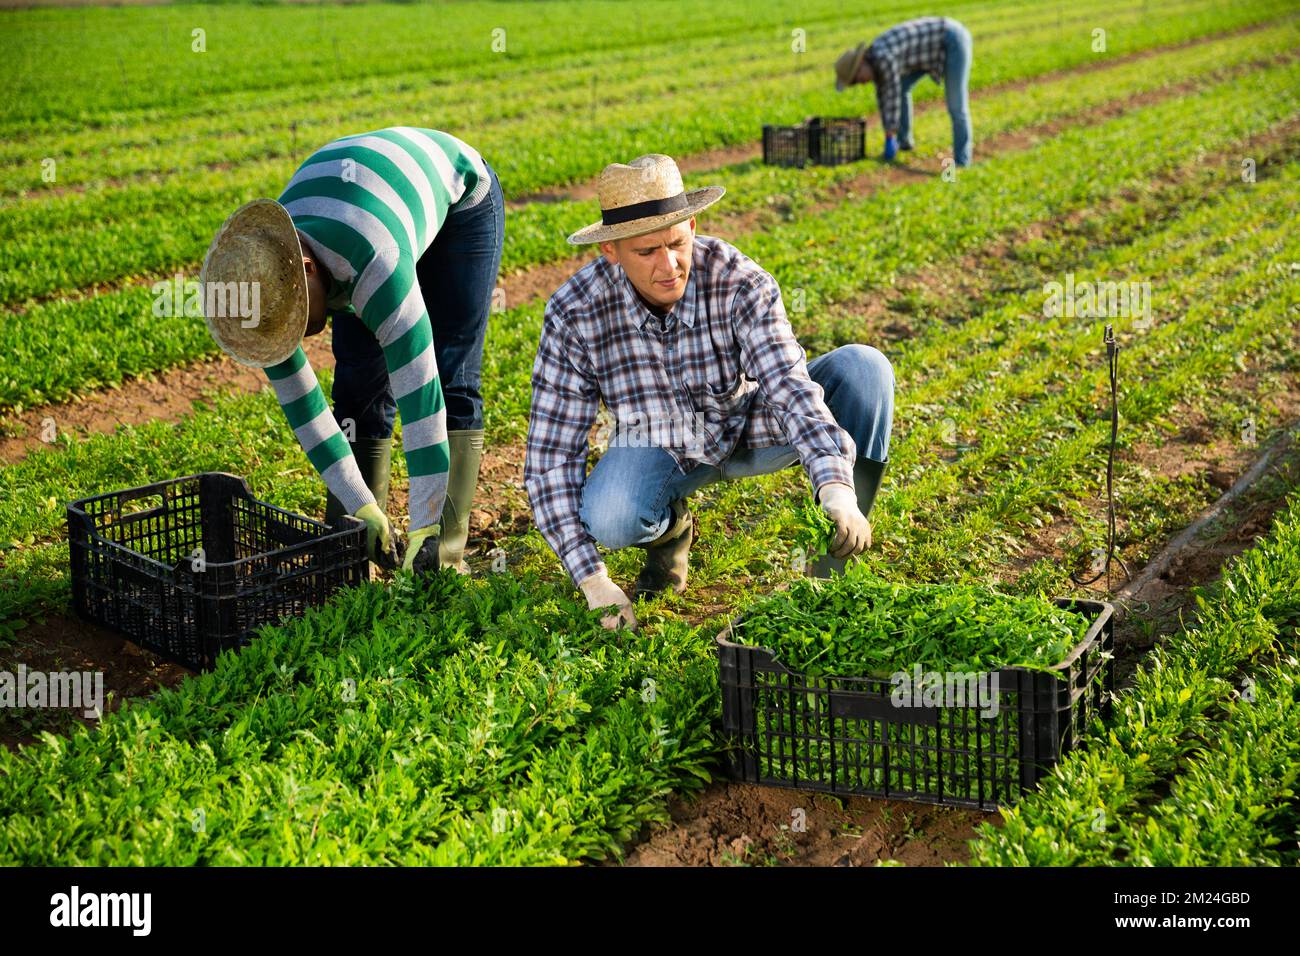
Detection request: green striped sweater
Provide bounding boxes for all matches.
[264,127,490,533]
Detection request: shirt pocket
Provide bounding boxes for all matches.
[689,370,754,436]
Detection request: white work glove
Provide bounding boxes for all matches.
[578,569,638,632]
[818,482,872,559]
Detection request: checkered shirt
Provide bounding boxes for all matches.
[867,16,949,134]
[525,234,855,585]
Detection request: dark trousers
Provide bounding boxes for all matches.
[330,164,505,438]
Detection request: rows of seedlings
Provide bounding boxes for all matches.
[6,16,1294,410]
[969,491,1300,865]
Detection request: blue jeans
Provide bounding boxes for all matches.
[897,20,973,166]
[580,344,894,549]
[330,164,505,438]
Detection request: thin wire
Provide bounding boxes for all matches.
[1072,324,1130,589]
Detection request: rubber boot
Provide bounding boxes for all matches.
[809,457,887,579]
[325,437,393,529]
[634,499,694,599]
[437,429,485,574]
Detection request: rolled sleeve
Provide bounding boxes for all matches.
[731,274,855,494]
[524,301,604,585]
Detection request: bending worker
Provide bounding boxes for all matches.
[524,154,894,631]
[200,127,504,574]
[835,16,973,166]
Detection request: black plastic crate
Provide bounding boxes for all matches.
[68,473,367,671]
[762,122,813,168]
[809,116,867,166]
[762,116,867,167]
[716,598,1114,811]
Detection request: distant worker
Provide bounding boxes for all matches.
[834,16,973,167]
[200,127,504,575]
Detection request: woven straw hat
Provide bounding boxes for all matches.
[567,154,724,245]
[199,199,309,368]
[835,43,868,92]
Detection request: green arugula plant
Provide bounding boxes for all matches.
[795,491,835,562]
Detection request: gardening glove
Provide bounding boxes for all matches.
[819,482,872,559]
[578,570,638,632]
[402,525,441,575]
[883,134,899,161]
[355,502,400,570]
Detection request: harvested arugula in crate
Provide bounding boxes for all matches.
[731,568,1091,677]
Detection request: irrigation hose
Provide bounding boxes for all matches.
[1071,323,1130,589]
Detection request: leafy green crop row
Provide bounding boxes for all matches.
[0,0,1148,178]
[3,38,1294,413]
[0,570,717,864]
[3,0,1279,190]
[2,0,961,127]
[3,3,1294,309]
[1117,652,1300,865]
[471,25,1300,273]
[969,490,1300,865]
[733,570,1091,676]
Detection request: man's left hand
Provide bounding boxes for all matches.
[403,525,440,575]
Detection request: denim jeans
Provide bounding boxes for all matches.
[579,344,895,549]
[896,20,973,166]
[330,164,505,438]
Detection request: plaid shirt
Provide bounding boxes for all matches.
[867,16,949,134]
[525,234,856,585]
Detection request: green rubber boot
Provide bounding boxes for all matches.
[438,429,485,574]
[634,499,694,599]
[325,437,393,532]
[809,457,887,579]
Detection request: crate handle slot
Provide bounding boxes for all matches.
[829,693,942,726]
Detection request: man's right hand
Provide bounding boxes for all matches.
[354,502,400,570]
[578,570,638,632]
[402,525,440,576]
[818,482,872,559]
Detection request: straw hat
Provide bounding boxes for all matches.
[834,43,869,92]
[566,154,725,245]
[199,198,309,368]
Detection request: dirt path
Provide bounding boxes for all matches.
[0,332,338,464]
[5,51,1292,466]
[0,614,189,752]
[619,784,987,867]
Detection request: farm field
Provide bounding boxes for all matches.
[1,0,1299,875]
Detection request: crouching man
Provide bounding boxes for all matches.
[524,154,894,630]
